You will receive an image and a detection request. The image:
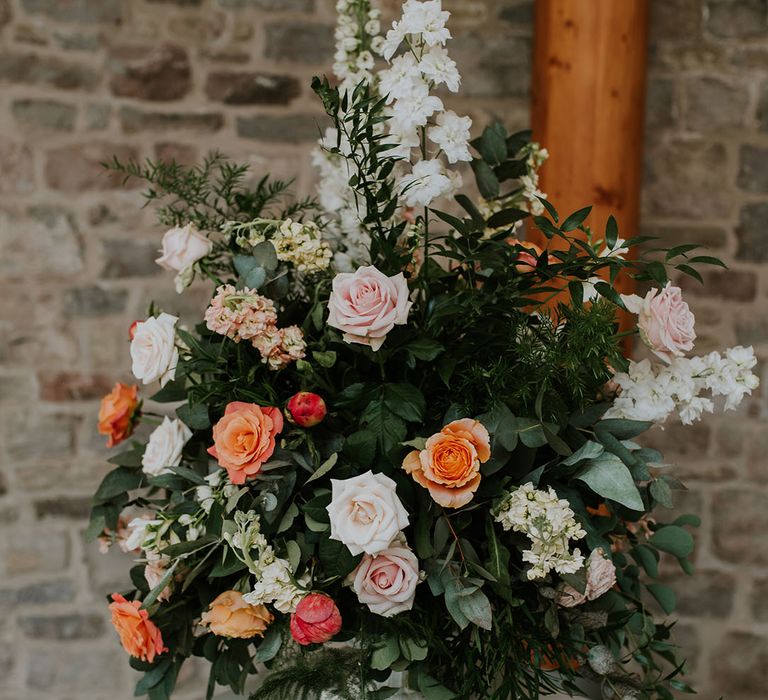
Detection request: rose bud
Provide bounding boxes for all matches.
[128,320,140,341]
[289,593,342,646]
[286,392,327,428]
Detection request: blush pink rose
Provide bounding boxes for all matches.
[289,593,342,645]
[207,402,283,484]
[621,283,695,363]
[156,223,212,272]
[348,542,420,617]
[557,548,617,608]
[327,265,412,351]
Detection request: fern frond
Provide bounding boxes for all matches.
[250,647,367,700]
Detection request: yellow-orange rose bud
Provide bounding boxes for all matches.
[403,418,491,509]
[200,591,273,639]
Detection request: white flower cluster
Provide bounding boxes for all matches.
[495,483,586,581]
[605,346,760,426]
[195,470,248,515]
[272,219,333,273]
[516,142,549,216]
[333,0,382,92]
[225,510,308,614]
[377,0,469,208]
[313,128,375,272]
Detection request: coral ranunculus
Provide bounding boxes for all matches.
[403,418,491,509]
[109,593,167,662]
[289,593,342,646]
[286,391,327,428]
[201,591,273,639]
[207,401,283,484]
[98,383,140,448]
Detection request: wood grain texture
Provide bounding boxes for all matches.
[530,0,649,312]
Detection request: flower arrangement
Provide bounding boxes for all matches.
[92,2,759,699]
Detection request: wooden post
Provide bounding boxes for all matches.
[530,0,649,311]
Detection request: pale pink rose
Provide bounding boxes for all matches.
[348,541,420,617]
[557,548,616,608]
[327,265,412,351]
[156,224,213,272]
[144,555,173,602]
[621,283,695,363]
[583,548,616,600]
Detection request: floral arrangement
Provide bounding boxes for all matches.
[92,2,759,699]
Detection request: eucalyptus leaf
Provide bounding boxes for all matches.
[575,454,644,511]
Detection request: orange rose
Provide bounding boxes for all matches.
[207,401,284,485]
[109,593,167,662]
[508,238,547,270]
[98,383,140,448]
[403,418,491,509]
[201,591,273,639]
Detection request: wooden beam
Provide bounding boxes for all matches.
[530,0,649,310]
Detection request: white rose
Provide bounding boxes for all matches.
[156,224,212,273]
[348,541,420,617]
[142,417,192,477]
[130,313,179,386]
[326,471,409,556]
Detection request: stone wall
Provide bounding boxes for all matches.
[0,0,765,699]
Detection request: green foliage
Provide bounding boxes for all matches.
[249,647,366,700]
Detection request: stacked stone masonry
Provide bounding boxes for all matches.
[0,0,765,698]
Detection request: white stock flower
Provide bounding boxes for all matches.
[495,483,586,580]
[429,110,472,163]
[130,313,179,387]
[391,82,443,131]
[141,417,193,477]
[378,53,424,103]
[244,559,309,614]
[399,0,451,48]
[399,159,457,208]
[327,471,410,556]
[419,45,461,92]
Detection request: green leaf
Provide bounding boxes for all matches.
[512,417,547,448]
[404,336,444,361]
[632,544,660,578]
[561,441,604,467]
[160,535,218,558]
[107,444,145,467]
[312,350,337,368]
[361,399,407,454]
[605,215,618,249]
[304,453,338,485]
[150,380,187,403]
[243,266,267,290]
[383,383,426,423]
[254,624,283,662]
[371,636,400,671]
[135,660,173,694]
[252,241,279,272]
[166,465,207,485]
[457,588,493,630]
[597,418,653,440]
[561,206,592,231]
[342,431,377,467]
[474,122,508,164]
[486,208,529,229]
[399,636,428,662]
[417,673,456,700]
[575,454,644,510]
[675,263,703,284]
[142,560,178,608]
[688,255,726,268]
[177,403,210,430]
[94,467,143,501]
[233,254,258,277]
[471,159,500,200]
[647,583,676,614]
[650,526,694,558]
[485,516,510,588]
[650,478,674,508]
[318,537,362,579]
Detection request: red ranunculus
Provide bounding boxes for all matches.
[286,391,327,428]
[289,593,342,645]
